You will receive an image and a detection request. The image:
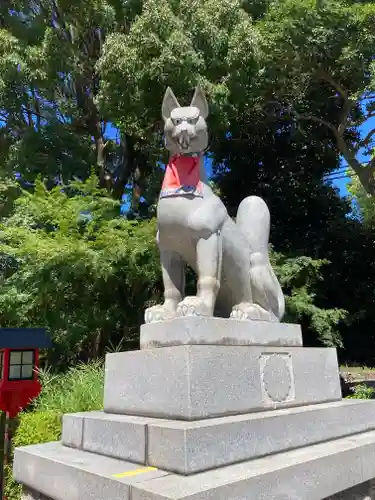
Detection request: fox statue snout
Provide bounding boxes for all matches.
[170,109,198,152]
[144,85,285,324]
[174,127,194,152]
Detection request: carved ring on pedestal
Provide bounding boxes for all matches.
[259,352,295,404]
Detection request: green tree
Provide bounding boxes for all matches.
[258,0,375,196]
[0,175,161,369]
[272,252,347,347]
[97,0,260,140]
[0,0,152,205]
[3,0,375,203]
[347,169,375,228]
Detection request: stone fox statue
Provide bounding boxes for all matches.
[144,86,285,323]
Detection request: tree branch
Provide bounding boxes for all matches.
[32,89,41,130]
[314,70,357,136]
[24,104,33,128]
[112,135,135,200]
[263,73,375,197]
[295,112,340,138]
[334,144,375,197]
[316,69,349,100]
[337,98,355,136]
[294,111,375,192]
[361,127,375,147]
[360,92,375,100]
[21,106,46,123]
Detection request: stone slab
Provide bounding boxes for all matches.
[20,481,375,500]
[13,442,170,500]
[131,430,375,500]
[104,345,341,420]
[147,399,375,474]
[61,412,85,449]
[14,431,375,500]
[62,411,166,463]
[62,401,375,475]
[140,317,302,349]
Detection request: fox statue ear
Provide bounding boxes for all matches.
[190,85,208,119]
[162,87,180,120]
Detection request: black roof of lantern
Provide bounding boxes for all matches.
[0,328,52,349]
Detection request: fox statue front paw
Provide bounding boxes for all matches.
[230,302,278,322]
[177,296,213,317]
[144,304,178,324]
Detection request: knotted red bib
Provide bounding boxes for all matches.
[160,154,203,198]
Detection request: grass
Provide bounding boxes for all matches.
[340,365,375,379]
[5,360,105,500]
[33,359,104,413]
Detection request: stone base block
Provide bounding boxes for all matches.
[140,317,302,349]
[20,480,375,500]
[61,411,164,464]
[13,430,375,499]
[104,345,341,420]
[13,442,168,500]
[62,400,375,474]
[146,399,375,474]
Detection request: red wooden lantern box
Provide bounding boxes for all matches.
[0,329,51,417]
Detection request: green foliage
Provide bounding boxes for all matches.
[12,410,62,449]
[34,360,104,413]
[0,1,142,199]
[98,0,260,143]
[347,170,375,228]
[0,175,161,368]
[5,360,104,500]
[258,0,375,196]
[259,0,375,98]
[347,383,375,400]
[10,361,103,450]
[4,466,22,500]
[272,252,347,347]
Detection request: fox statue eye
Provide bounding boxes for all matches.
[172,118,182,126]
[187,117,198,125]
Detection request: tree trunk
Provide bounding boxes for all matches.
[112,135,136,200]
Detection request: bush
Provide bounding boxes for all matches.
[0,178,161,371]
[13,410,62,449]
[34,360,104,413]
[347,383,375,399]
[5,411,62,500]
[6,361,104,500]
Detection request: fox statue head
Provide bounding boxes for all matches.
[162,86,209,155]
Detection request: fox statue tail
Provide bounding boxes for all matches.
[235,196,285,320]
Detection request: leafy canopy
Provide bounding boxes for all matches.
[0,175,161,368]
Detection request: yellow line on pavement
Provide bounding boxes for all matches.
[113,466,158,478]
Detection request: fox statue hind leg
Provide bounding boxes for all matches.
[230,195,285,322]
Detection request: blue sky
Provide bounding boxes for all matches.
[332,115,375,197]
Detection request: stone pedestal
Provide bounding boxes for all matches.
[104,344,341,419]
[13,319,375,499]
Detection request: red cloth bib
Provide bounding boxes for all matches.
[160,155,202,198]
